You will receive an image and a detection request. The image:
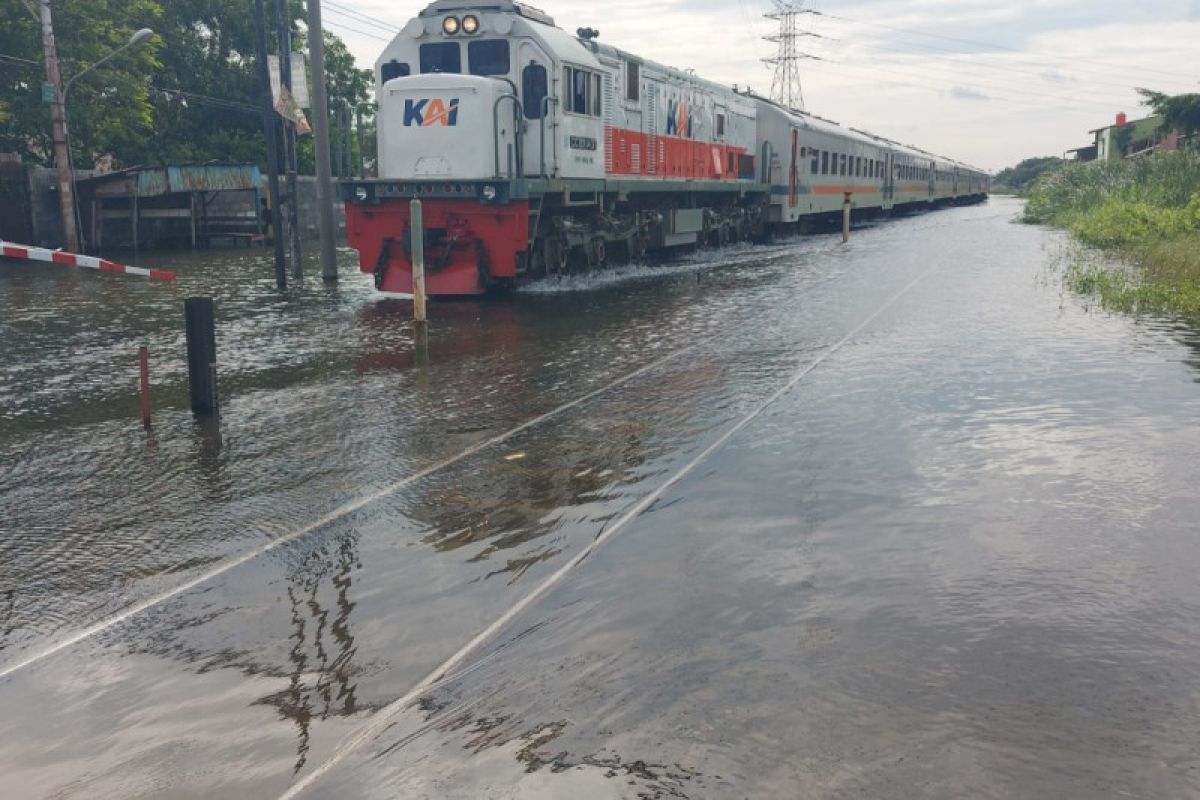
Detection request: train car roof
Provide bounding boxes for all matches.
[751,93,986,174]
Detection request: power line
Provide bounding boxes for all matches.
[815,23,1199,96]
[803,39,1141,111]
[804,9,1200,90]
[322,17,393,43]
[0,52,41,67]
[323,0,401,32]
[800,58,1139,118]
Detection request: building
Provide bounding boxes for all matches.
[1066,114,1183,162]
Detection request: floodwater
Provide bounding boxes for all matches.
[2,197,1200,798]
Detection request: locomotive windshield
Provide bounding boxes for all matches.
[468,40,510,76]
[420,42,461,74]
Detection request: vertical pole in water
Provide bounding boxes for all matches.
[410,199,427,323]
[253,0,287,289]
[842,192,852,243]
[138,346,152,428]
[184,297,219,418]
[306,0,340,283]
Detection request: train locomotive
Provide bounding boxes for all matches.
[339,0,990,296]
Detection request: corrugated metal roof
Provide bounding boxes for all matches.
[79,164,262,197]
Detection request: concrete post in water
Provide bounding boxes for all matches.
[184,297,219,418]
[410,200,427,323]
[138,346,152,428]
[277,0,304,280]
[842,191,852,243]
[306,0,340,283]
[254,0,287,289]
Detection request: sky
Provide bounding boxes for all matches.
[320,0,1200,172]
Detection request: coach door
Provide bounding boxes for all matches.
[883,152,895,208]
[788,129,799,209]
[519,41,554,176]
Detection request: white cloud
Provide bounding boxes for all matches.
[327,0,1200,171]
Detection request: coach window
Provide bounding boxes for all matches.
[468,40,510,76]
[381,60,410,83]
[810,149,819,173]
[522,63,547,119]
[821,151,829,175]
[840,154,847,176]
[420,42,460,74]
[626,61,640,101]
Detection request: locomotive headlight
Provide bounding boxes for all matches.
[481,185,497,201]
[442,15,460,34]
[355,186,369,202]
[462,14,479,33]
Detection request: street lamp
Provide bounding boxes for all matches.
[59,27,156,251]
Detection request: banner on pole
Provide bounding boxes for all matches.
[274,85,312,135]
[268,54,310,108]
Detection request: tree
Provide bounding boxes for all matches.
[1137,89,1200,142]
[0,0,161,167]
[1,0,373,173]
[293,27,374,175]
[138,0,270,165]
[992,157,1064,194]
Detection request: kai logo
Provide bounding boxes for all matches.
[403,98,460,127]
[665,98,693,138]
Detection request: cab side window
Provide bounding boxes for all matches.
[626,61,640,102]
[523,63,547,119]
[563,66,601,117]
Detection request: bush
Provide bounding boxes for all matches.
[1028,152,1200,318]
[1069,194,1200,248]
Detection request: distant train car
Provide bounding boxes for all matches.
[339,0,988,296]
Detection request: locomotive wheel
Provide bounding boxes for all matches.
[543,238,568,274]
[590,238,606,267]
[628,235,645,264]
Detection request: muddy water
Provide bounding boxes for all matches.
[2,198,1199,798]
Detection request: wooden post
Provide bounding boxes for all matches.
[183,297,219,418]
[410,199,427,323]
[138,345,152,428]
[842,191,852,243]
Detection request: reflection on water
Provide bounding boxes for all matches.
[258,529,361,775]
[4,200,1200,797]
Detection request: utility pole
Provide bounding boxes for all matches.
[356,106,365,177]
[254,0,287,289]
[276,0,303,279]
[39,0,78,252]
[306,0,339,282]
[762,0,818,111]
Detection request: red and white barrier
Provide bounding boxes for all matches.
[0,240,176,280]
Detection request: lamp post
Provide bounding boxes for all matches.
[55,26,155,251]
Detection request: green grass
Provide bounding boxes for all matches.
[1023,152,1200,318]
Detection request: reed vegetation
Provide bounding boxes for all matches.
[1023,152,1200,318]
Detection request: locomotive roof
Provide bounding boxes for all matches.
[417,0,555,25]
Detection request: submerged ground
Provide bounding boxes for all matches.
[2,197,1199,798]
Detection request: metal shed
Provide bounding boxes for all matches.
[77,163,264,255]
